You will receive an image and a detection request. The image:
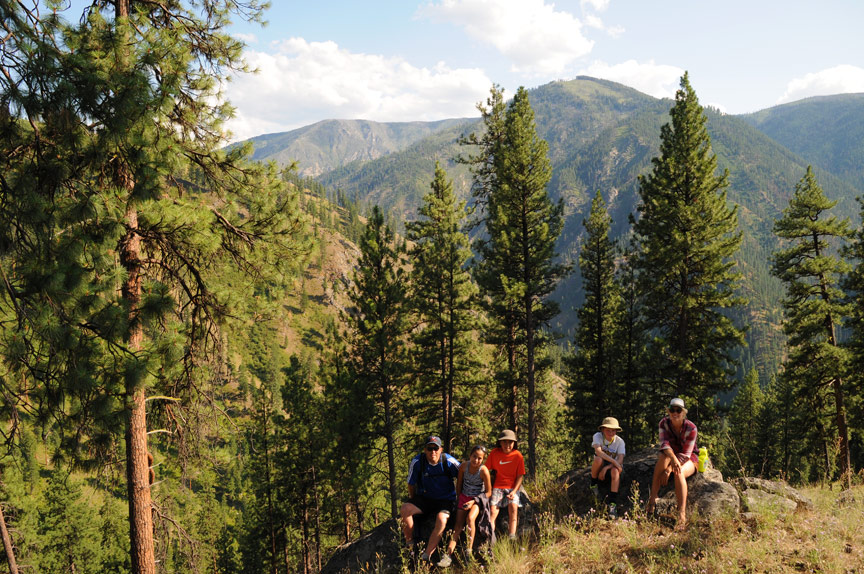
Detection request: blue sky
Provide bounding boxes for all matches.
[221,0,864,141]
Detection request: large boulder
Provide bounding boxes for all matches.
[321,519,402,574]
[321,496,537,573]
[559,447,739,519]
[734,476,813,514]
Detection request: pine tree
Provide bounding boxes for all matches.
[842,197,864,474]
[614,242,653,448]
[771,166,853,487]
[727,368,765,476]
[460,86,522,432]
[568,191,622,462]
[633,73,745,420]
[406,162,479,451]
[0,4,307,573]
[345,206,409,517]
[474,86,567,477]
[35,472,103,574]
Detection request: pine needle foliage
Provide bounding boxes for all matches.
[771,166,853,486]
[406,162,481,452]
[633,73,745,421]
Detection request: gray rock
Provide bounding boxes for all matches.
[321,496,538,573]
[838,488,857,507]
[734,476,813,511]
[742,488,798,514]
[321,519,402,574]
[560,448,739,519]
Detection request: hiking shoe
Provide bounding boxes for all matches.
[608,503,618,519]
[436,553,453,568]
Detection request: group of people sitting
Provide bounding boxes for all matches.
[400,397,700,567]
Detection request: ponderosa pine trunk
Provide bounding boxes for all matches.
[0,499,19,574]
[120,204,155,574]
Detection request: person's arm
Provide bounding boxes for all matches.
[480,466,492,498]
[593,444,618,466]
[455,462,466,496]
[614,452,624,470]
[506,454,525,500]
[678,423,697,462]
[407,456,419,498]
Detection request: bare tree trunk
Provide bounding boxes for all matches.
[121,205,155,574]
[0,500,19,574]
[312,466,322,571]
[342,501,351,543]
[506,315,518,434]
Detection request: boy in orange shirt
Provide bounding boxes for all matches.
[485,429,525,539]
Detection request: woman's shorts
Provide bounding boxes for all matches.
[490,488,523,508]
[457,493,475,509]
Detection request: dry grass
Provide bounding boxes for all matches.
[456,484,864,574]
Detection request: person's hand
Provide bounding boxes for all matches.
[506,491,515,500]
[615,462,623,472]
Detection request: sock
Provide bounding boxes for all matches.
[590,477,599,487]
[608,491,618,505]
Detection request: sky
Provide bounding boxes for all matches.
[221,0,864,142]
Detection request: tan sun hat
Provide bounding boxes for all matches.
[497,429,517,443]
[598,417,622,431]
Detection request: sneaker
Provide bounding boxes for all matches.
[419,553,433,564]
[590,485,600,498]
[508,533,517,541]
[436,553,453,568]
[608,503,618,519]
[461,548,474,564]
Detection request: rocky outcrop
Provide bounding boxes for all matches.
[321,519,402,574]
[321,496,538,573]
[559,448,740,519]
[735,476,814,514]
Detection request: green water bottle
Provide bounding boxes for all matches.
[697,446,708,472]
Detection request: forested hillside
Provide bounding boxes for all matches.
[308,77,864,384]
[3,3,864,573]
[741,93,864,191]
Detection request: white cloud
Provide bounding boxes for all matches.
[778,65,864,104]
[581,0,610,10]
[578,60,683,98]
[421,0,593,76]
[232,32,258,45]
[223,38,492,142]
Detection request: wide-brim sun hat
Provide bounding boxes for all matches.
[497,429,517,443]
[598,417,622,431]
[668,397,687,413]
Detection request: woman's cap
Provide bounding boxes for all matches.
[668,398,687,412]
[598,417,622,431]
[497,429,517,443]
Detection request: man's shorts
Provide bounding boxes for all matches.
[406,496,456,518]
[490,488,523,508]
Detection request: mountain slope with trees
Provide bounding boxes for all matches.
[741,93,864,191]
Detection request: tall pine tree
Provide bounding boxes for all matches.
[0,3,306,572]
[568,191,622,462]
[345,207,409,518]
[771,166,853,487]
[406,162,479,452]
[633,73,745,420]
[473,86,567,477]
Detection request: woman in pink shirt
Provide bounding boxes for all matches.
[645,398,698,530]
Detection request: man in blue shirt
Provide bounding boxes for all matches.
[400,435,461,566]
